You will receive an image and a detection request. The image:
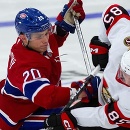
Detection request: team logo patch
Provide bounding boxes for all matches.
[102,87,114,104]
[124,36,130,47]
[20,13,27,19]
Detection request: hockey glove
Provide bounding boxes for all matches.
[89,36,110,70]
[55,0,85,33]
[44,111,77,130]
[71,76,101,101]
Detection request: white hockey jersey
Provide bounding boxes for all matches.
[71,4,130,129]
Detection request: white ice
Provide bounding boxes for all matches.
[0,0,130,86]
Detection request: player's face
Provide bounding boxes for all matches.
[119,67,130,86]
[121,71,130,86]
[28,29,50,54]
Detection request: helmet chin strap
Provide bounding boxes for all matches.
[26,40,30,48]
[20,33,31,49]
[23,40,32,50]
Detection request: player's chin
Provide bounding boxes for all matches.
[39,48,47,54]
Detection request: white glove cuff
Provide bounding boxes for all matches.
[70,88,77,97]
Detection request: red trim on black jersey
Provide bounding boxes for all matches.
[105,103,115,124]
[106,14,130,35]
[103,4,130,35]
[105,102,130,128]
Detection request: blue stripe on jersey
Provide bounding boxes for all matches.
[32,107,62,115]
[4,78,27,99]
[20,122,43,130]
[23,78,50,102]
[0,110,17,126]
[20,108,62,130]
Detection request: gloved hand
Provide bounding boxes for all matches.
[89,36,111,70]
[55,0,85,33]
[71,76,101,101]
[44,111,77,130]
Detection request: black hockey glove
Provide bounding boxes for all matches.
[44,111,77,130]
[89,36,110,70]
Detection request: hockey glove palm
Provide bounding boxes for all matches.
[44,111,77,130]
[55,0,85,33]
[89,36,111,70]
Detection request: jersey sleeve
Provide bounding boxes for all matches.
[99,4,130,43]
[71,91,130,129]
[23,77,70,109]
[103,4,129,34]
[105,91,130,128]
[98,4,130,71]
[71,105,118,129]
[21,63,70,109]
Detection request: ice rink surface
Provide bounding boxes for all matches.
[0,0,130,86]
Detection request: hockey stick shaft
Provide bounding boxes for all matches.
[74,17,92,74]
[61,65,100,112]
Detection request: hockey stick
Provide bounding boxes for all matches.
[45,47,98,129]
[73,16,92,74]
[45,65,100,130]
[61,65,100,112]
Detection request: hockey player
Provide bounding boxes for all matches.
[0,0,85,130]
[44,4,130,130]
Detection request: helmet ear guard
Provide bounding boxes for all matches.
[15,8,51,36]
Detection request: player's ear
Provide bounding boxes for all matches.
[19,34,28,45]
